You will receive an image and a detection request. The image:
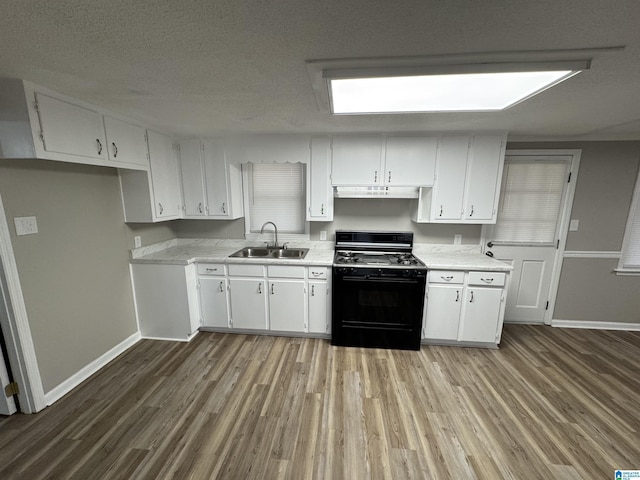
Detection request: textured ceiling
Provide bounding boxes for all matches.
[1,0,640,139]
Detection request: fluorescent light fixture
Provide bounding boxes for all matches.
[320,60,590,114]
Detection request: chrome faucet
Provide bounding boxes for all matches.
[260,221,279,248]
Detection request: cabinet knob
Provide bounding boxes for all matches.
[221,202,226,214]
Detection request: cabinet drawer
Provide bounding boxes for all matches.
[428,270,464,284]
[197,263,225,276]
[267,265,305,279]
[228,264,265,277]
[468,272,506,287]
[308,267,328,280]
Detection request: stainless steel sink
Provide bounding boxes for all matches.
[229,246,309,259]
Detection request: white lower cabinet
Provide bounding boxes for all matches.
[459,287,503,343]
[423,270,507,346]
[269,280,306,332]
[229,278,268,330]
[131,264,199,341]
[308,281,329,334]
[198,263,230,329]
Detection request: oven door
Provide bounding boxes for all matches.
[332,269,426,350]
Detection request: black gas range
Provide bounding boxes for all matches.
[331,231,427,351]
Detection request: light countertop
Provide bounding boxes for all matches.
[130,239,513,272]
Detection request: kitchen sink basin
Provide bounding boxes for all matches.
[229,246,309,260]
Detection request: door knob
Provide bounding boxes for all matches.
[487,241,494,248]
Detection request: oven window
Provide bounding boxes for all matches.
[338,276,424,330]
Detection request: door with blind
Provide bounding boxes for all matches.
[485,155,573,324]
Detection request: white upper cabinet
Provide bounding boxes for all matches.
[34,92,106,161]
[103,116,149,168]
[384,136,437,186]
[463,134,505,222]
[412,133,507,224]
[178,139,206,217]
[431,135,470,221]
[203,140,244,219]
[331,136,384,185]
[331,135,437,187]
[0,79,147,170]
[307,137,333,221]
[147,130,182,219]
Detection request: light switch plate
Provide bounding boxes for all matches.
[14,216,38,236]
[320,230,327,241]
[134,236,142,248]
[569,219,579,231]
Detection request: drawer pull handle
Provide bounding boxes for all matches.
[481,278,494,283]
[271,284,274,295]
[96,138,103,155]
[112,142,118,158]
[441,275,454,281]
[455,290,459,302]
[206,268,218,272]
[311,285,315,296]
[219,281,224,292]
[470,291,474,303]
[258,283,262,294]
[311,271,323,277]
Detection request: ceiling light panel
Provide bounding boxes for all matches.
[329,70,579,114]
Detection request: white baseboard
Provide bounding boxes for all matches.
[44,331,141,406]
[552,319,640,331]
[141,331,198,343]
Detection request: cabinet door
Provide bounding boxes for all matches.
[308,281,328,334]
[35,93,106,160]
[199,277,229,328]
[431,135,470,221]
[463,134,505,222]
[179,139,206,216]
[147,131,181,219]
[229,278,268,330]
[331,136,384,185]
[269,280,306,332]
[384,136,437,186]
[423,285,463,340]
[459,287,502,343]
[308,137,333,220]
[203,140,234,218]
[103,116,149,167]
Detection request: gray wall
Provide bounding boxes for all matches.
[0,159,172,393]
[510,141,640,324]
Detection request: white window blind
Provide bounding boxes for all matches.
[492,160,569,244]
[248,163,305,233]
[620,172,640,269]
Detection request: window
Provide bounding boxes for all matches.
[244,163,306,235]
[618,170,640,273]
[492,159,570,244]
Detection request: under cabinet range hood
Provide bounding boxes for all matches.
[333,186,420,198]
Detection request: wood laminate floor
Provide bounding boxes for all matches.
[1,324,639,479]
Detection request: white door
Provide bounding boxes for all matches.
[431,135,469,221]
[463,134,504,222]
[308,281,328,334]
[485,155,574,324]
[423,285,462,341]
[330,136,384,185]
[1,284,17,415]
[103,116,149,166]
[148,131,181,219]
[203,140,231,217]
[459,287,502,343]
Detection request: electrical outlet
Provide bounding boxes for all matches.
[454,234,462,245]
[134,236,142,248]
[569,219,579,231]
[14,216,38,236]
[320,230,327,241]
